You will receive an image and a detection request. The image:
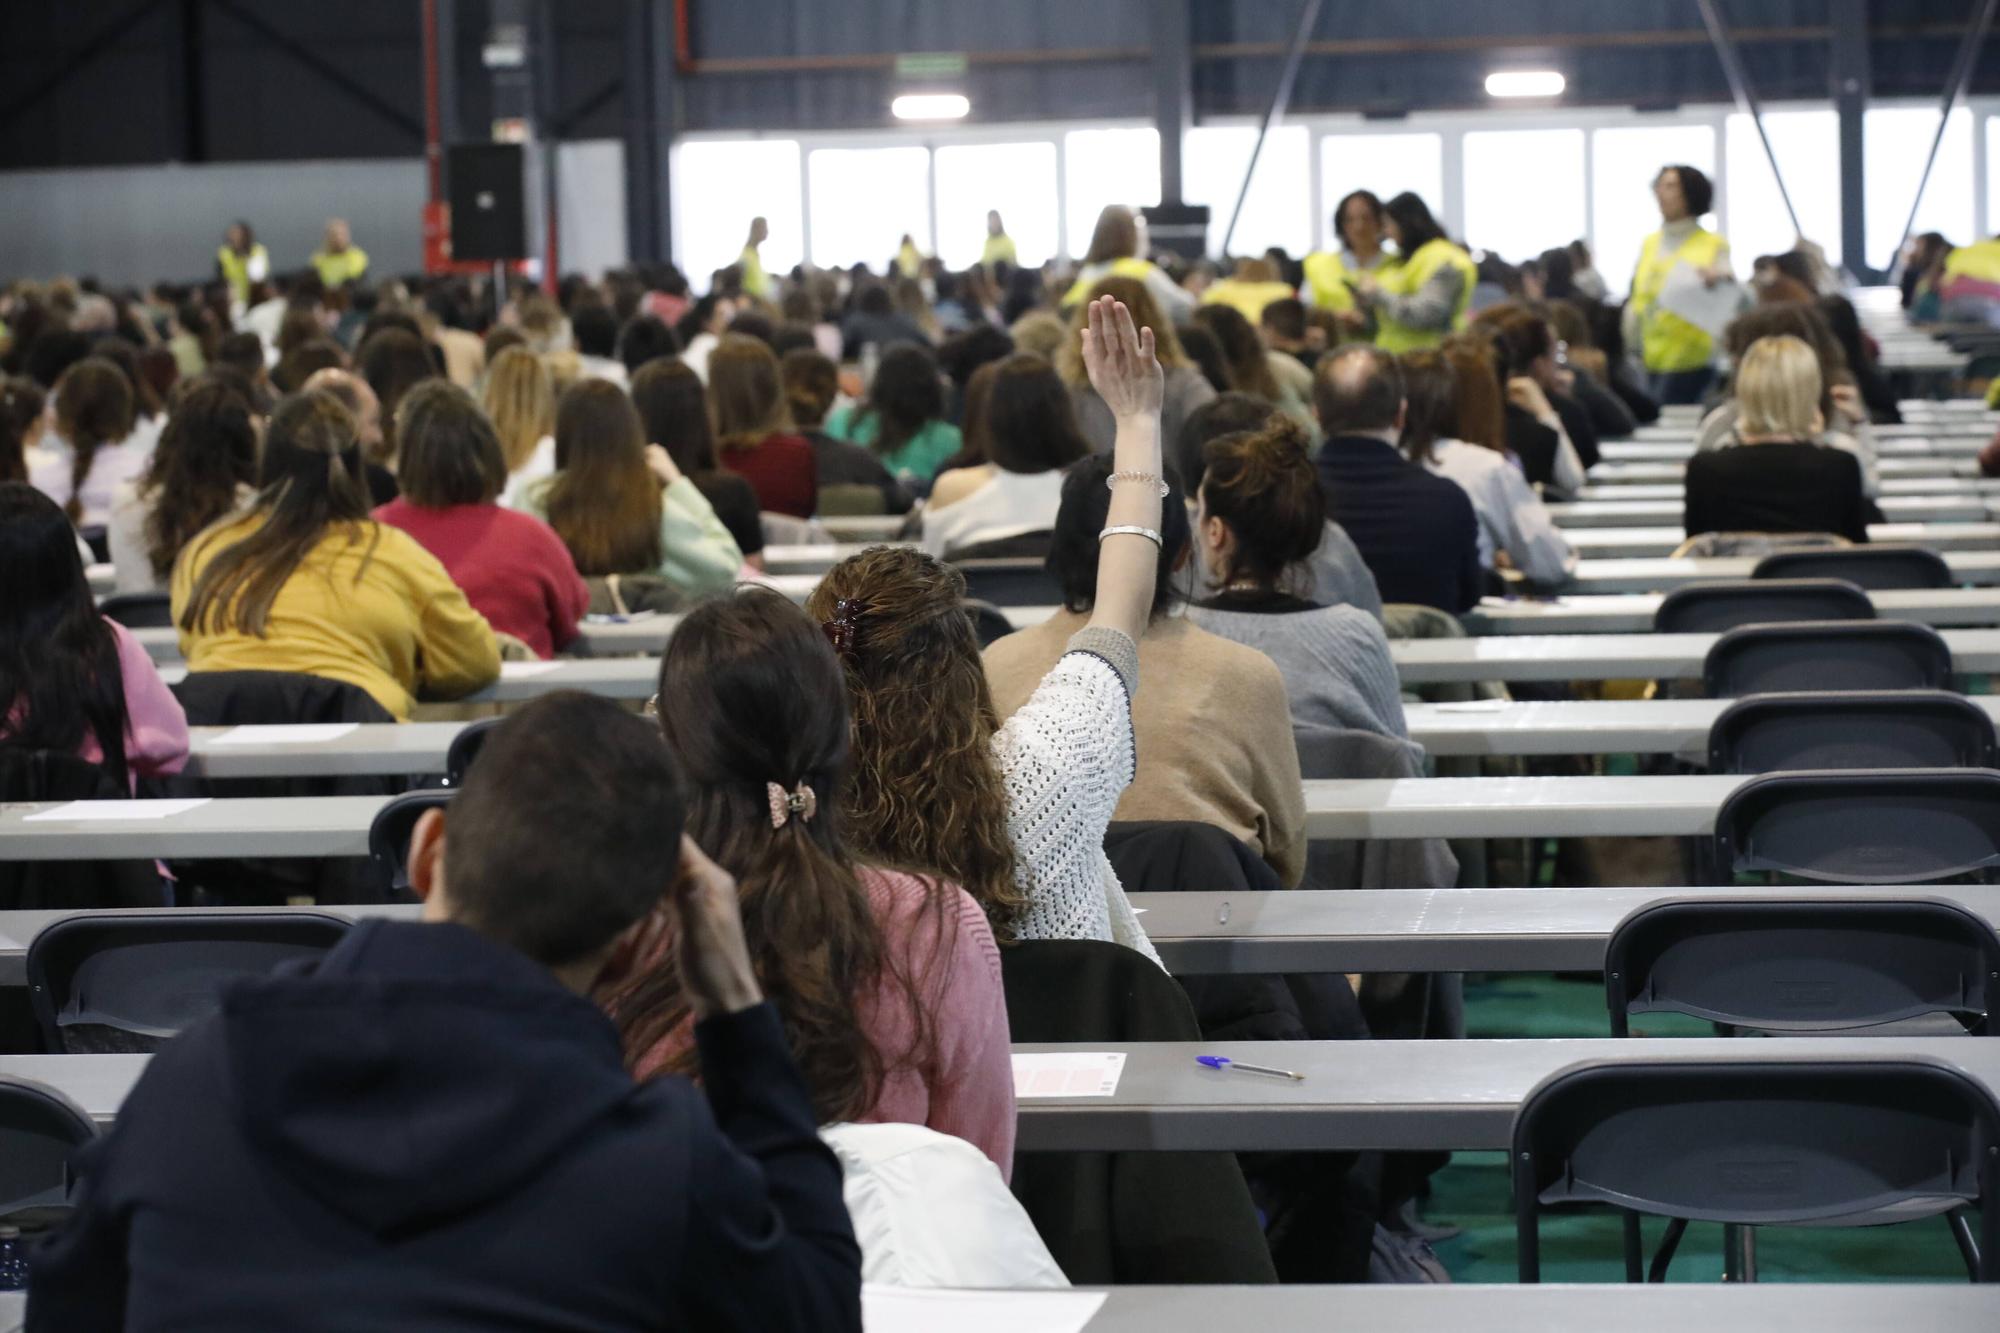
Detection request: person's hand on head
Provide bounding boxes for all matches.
[643,443,683,487]
[1828,382,1863,422]
[667,834,763,1020]
[1080,295,1163,423]
[1507,376,1556,422]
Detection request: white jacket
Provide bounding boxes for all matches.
[821,1122,1068,1290]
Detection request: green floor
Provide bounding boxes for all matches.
[1420,972,1971,1283]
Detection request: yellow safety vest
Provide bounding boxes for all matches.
[311,246,370,290]
[216,244,269,303]
[1302,251,1358,313]
[1631,227,1726,374]
[1942,237,2000,284]
[1373,238,1476,353]
[739,246,770,299]
[1062,256,1160,306]
[981,234,1018,270]
[1199,279,1298,323]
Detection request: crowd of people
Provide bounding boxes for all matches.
[0,156,1969,1319]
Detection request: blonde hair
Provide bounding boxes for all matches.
[480,347,554,473]
[1055,275,1189,386]
[1734,334,1822,440]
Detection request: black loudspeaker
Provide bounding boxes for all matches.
[448,143,528,261]
[1142,203,1211,260]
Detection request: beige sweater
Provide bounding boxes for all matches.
[983,609,1307,888]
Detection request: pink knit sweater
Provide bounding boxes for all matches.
[629,865,1016,1179]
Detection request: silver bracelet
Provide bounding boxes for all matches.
[1099,525,1163,548]
[1105,471,1169,498]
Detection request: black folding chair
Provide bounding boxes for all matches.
[1514,1060,2000,1282]
[1751,545,1954,591]
[951,557,1061,607]
[26,911,351,1053]
[1654,578,1873,634]
[0,1077,97,1213]
[367,790,453,898]
[1701,620,1953,697]
[1710,768,2000,885]
[443,718,505,787]
[1707,691,1999,773]
[1606,898,2000,1037]
[962,599,1016,648]
[96,592,174,629]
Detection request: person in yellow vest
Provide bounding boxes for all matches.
[215,221,269,309]
[1061,204,1196,319]
[980,210,1017,272]
[739,216,772,301]
[1623,164,1731,405]
[1937,234,2000,327]
[895,234,924,280]
[310,218,370,291]
[1199,256,1298,324]
[1302,190,1391,339]
[1352,192,1476,354]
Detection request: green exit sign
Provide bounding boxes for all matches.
[895,51,968,79]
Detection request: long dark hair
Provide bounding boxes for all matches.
[547,379,662,576]
[140,376,259,580]
[0,483,130,784]
[179,390,379,637]
[1192,304,1280,401]
[0,377,46,483]
[984,353,1090,475]
[857,344,944,462]
[604,588,943,1122]
[52,358,134,523]
[1384,192,1447,255]
[631,358,718,475]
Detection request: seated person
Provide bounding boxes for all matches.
[630,357,766,567]
[374,382,590,659]
[983,455,1307,889]
[108,374,261,595]
[1313,346,1482,614]
[27,692,863,1330]
[1684,334,1871,543]
[1,483,188,791]
[28,357,139,529]
[172,389,500,720]
[1186,420,1411,746]
[923,353,1087,558]
[709,335,818,519]
[824,344,962,486]
[779,349,910,514]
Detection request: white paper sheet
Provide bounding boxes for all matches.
[1657,262,1745,340]
[499,661,563,679]
[209,724,359,745]
[862,1286,1106,1333]
[1012,1052,1126,1099]
[23,798,211,822]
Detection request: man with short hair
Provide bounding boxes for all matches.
[28,692,863,1332]
[1313,346,1482,613]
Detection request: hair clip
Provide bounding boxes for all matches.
[821,597,868,658]
[767,781,818,829]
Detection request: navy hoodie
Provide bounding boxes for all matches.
[26,919,862,1332]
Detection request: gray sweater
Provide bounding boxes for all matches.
[1188,593,1412,744]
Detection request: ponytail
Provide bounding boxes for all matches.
[53,359,134,523]
[1200,417,1325,588]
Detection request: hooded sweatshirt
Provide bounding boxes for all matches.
[27,919,861,1332]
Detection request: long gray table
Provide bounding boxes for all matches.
[1070,1287,2000,1332]
[1586,458,1980,485]
[1561,551,2000,595]
[24,1038,2000,1151]
[1565,521,2000,557]
[1467,589,2000,635]
[1578,476,2000,501]
[1548,495,1991,527]
[1601,437,1990,464]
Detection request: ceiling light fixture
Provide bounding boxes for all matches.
[1485,70,1566,99]
[891,93,970,121]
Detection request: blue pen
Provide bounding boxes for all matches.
[1196,1055,1304,1082]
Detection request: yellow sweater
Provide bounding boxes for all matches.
[171,514,500,719]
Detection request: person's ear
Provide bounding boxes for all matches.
[1203,513,1229,555]
[408,807,447,905]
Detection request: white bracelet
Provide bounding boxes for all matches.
[1099,525,1163,548]
[1105,471,1169,498]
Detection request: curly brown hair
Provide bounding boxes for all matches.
[806,546,1026,937]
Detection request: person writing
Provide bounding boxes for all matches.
[27,692,864,1331]
[1624,164,1732,404]
[1354,193,1477,352]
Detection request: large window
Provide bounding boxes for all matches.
[671,138,803,286]
[1990,116,2000,244]
[807,146,932,270]
[1462,128,1586,264]
[1317,132,1445,252]
[1590,125,1716,298]
[1064,127,1160,259]
[1723,110,1839,271]
[1865,106,1975,270]
[933,142,1060,270]
[1183,125,1312,258]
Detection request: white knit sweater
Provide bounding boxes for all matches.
[988,628,1162,967]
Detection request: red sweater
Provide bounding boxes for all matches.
[719,433,818,518]
[373,500,589,659]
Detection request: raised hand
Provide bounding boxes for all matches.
[1080,295,1164,423]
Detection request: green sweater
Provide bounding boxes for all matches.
[518,473,743,596]
[824,404,961,483]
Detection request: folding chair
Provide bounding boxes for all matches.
[0,1077,97,1213]
[26,911,351,1053]
[367,790,453,898]
[1701,620,1953,697]
[1751,545,1954,591]
[1654,578,1873,634]
[1710,768,2000,885]
[1706,691,1998,773]
[443,717,505,787]
[96,592,174,629]
[1514,1060,2000,1282]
